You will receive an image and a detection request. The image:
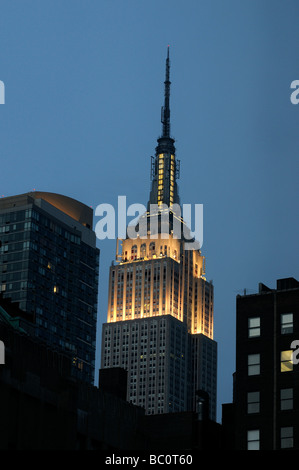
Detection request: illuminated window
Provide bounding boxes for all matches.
[280,427,293,449]
[248,317,260,338]
[248,354,260,376]
[247,430,260,450]
[281,350,293,372]
[281,313,293,334]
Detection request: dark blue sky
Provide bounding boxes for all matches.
[1,0,299,421]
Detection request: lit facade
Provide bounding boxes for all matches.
[101,49,217,419]
[0,191,99,384]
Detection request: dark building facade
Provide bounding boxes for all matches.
[223,277,299,450]
[0,191,99,384]
[0,299,221,451]
[101,49,217,420]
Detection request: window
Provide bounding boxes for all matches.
[281,313,293,334]
[281,350,293,372]
[247,391,260,414]
[247,430,260,450]
[248,317,260,338]
[149,242,155,253]
[131,245,137,260]
[248,354,260,376]
[280,388,293,411]
[280,427,293,449]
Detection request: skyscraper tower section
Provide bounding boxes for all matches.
[101,49,217,420]
[0,191,99,385]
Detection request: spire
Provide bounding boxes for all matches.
[147,47,180,213]
[156,46,175,156]
[161,45,171,138]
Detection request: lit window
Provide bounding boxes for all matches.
[247,391,260,414]
[280,388,293,410]
[281,313,293,334]
[248,354,260,376]
[248,317,260,338]
[247,430,260,450]
[280,427,293,449]
[281,350,293,372]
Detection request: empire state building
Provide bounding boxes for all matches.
[100,49,217,420]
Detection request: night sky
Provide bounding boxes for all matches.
[1,0,299,422]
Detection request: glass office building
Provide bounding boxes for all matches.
[0,191,99,384]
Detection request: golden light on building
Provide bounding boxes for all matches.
[101,48,217,419]
[107,231,213,341]
[158,154,164,206]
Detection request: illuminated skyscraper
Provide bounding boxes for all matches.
[101,49,217,419]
